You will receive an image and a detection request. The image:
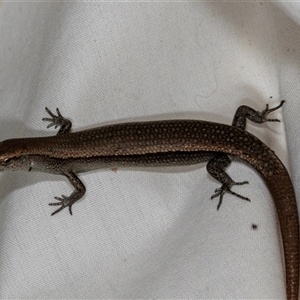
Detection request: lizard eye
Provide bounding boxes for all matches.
[3,158,12,165]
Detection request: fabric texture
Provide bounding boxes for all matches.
[0,2,300,298]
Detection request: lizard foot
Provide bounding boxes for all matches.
[49,195,73,216]
[211,181,250,210]
[42,107,72,134]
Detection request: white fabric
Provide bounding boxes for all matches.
[0,2,299,299]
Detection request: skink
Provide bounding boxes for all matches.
[0,101,298,299]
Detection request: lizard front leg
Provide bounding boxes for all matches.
[42,107,72,135]
[49,171,86,216]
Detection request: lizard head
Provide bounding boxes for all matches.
[0,139,31,171]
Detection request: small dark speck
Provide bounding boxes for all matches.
[251,224,258,230]
[270,96,273,99]
[28,167,32,172]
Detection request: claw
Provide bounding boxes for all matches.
[56,108,62,117]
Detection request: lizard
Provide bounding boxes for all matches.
[0,101,298,299]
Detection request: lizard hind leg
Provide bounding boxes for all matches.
[206,153,250,210]
[232,100,285,129]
